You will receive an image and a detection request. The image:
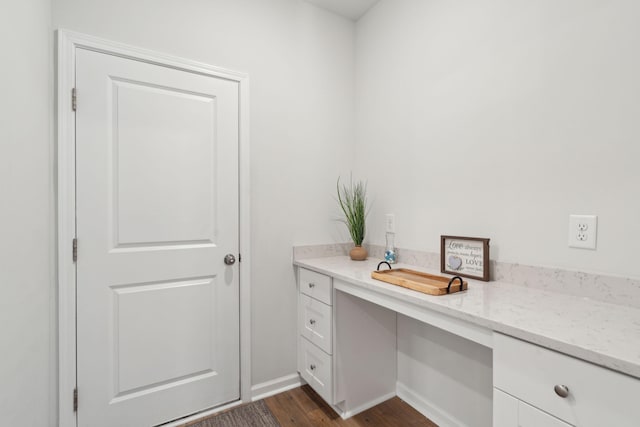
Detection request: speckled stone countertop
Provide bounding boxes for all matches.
[294,256,640,380]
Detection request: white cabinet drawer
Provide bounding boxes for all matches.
[299,268,332,305]
[299,293,332,354]
[493,388,518,427]
[494,333,640,427]
[299,336,333,404]
[494,388,571,427]
[519,400,571,427]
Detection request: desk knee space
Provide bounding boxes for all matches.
[333,289,397,417]
[297,267,493,421]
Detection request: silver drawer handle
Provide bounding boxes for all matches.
[308,282,315,288]
[309,319,316,325]
[310,364,316,371]
[554,384,570,398]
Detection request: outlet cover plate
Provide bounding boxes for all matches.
[568,214,597,250]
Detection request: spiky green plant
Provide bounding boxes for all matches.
[336,176,368,246]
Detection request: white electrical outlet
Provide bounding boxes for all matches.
[568,214,597,250]
[385,214,395,233]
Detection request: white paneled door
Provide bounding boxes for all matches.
[75,48,240,427]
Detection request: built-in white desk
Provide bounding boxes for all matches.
[294,256,640,427]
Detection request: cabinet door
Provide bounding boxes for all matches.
[519,401,572,427]
[494,389,518,427]
[494,388,573,427]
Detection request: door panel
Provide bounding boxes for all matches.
[113,79,217,247]
[113,277,216,395]
[76,47,239,427]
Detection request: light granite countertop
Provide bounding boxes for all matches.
[294,256,640,380]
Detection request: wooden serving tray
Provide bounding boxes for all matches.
[371,268,468,296]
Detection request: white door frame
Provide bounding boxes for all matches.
[57,29,251,427]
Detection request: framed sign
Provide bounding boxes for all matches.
[441,236,490,281]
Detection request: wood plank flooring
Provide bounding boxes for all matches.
[264,385,438,427]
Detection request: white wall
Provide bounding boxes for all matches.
[0,0,54,425]
[53,0,355,386]
[397,316,492,427]
[356,0,640,278]
[11,1,639,423]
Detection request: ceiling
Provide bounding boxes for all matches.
[302,0,380,21]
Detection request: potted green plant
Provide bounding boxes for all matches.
[337,176,369,261]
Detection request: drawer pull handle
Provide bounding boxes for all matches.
[310,364,316,371]
[309,319,316,325]
[554,384,570,398]
[308,283,315,288]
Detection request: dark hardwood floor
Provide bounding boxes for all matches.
[263,385,438,427]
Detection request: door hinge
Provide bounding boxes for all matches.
[72,238,78,262]
[73,388,78,412]
[239,253,242,262]
[72,88,77,111]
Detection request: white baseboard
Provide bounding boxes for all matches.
[396,382,465,427]
[251,373,304,401]
[339,391,397,419]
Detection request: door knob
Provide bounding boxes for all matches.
[224,254,236,265]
